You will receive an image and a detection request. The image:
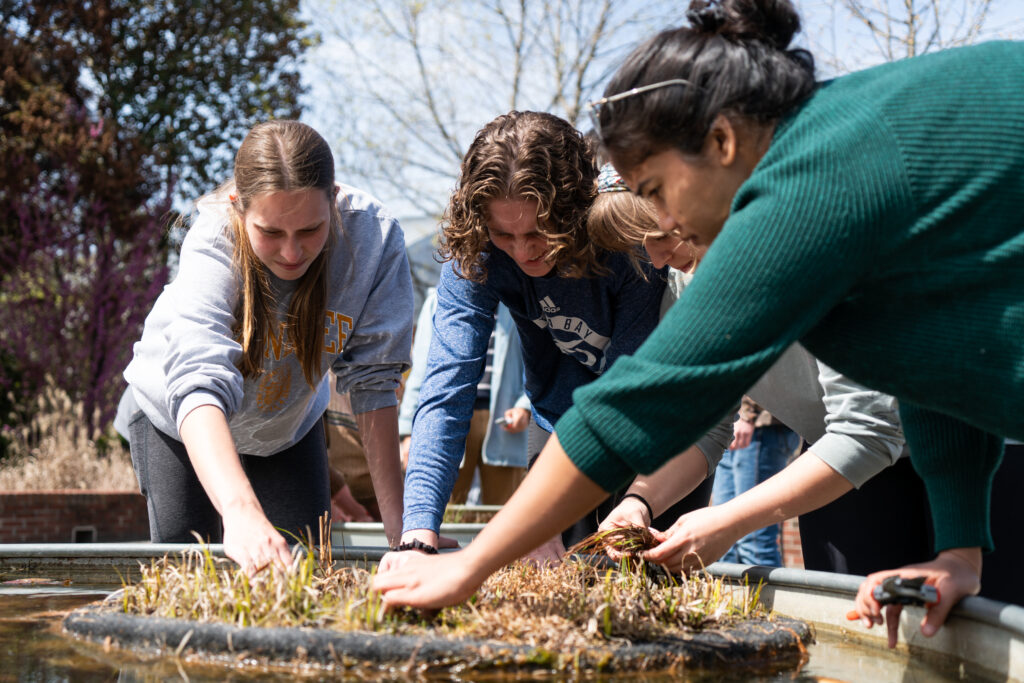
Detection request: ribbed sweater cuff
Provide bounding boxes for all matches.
[920,468,994,553]
[555,407,636,493]
[902,407,1001,553]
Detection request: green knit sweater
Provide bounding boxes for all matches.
[557,41,1024,553]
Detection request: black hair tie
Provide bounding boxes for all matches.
[686,2,727,33]
[621,492,654,523]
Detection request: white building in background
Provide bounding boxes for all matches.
[399,215,444,316]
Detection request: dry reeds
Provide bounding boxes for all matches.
[118,519,766,653]
[0,382,136,491]
[567,524,658,558]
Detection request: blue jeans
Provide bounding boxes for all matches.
[712,424,801,566]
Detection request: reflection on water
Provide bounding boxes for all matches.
[0,585,990,682]
[0,589,121,682]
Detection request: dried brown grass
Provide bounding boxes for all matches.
[567,524,658,557]
[119,521,766,653]
[0,382,136,491]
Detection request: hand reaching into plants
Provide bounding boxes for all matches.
[851,547,981,648]
[177,405,293,575]
[643,506,735,573]
[378,528,461,574]
[597,496,652,560]
[377,549,410,574]
[522,534,566,565]
[376,434,608,611]
[221,500,293,575]
[374,549,488,611]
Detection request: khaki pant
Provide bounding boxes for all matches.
[449,409,526,505]
[325,421,377,513]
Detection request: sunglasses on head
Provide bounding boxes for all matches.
[586,78,696,142]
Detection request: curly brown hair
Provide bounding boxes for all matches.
[441,111,600,281]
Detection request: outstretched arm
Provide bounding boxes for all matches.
[357,405,404,548]
[644,451,852,570]
[372,432,607,609]
[845,403,1000,647]
[400,264,499,542]
[179,404,292,572]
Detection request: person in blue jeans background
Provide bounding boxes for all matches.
[712,397,800,566]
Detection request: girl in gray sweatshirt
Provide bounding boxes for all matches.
[124,121,412,572]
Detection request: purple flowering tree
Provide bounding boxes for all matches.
[0,164,171,436]
[2,0,312,439]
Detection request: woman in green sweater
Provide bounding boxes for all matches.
[374,0,1023,643]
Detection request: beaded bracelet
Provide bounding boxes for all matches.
[620,492,654,523]
[393,538,439,554]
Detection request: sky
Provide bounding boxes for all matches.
[300,0,1024,236]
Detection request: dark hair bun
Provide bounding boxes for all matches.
[686,0,801,51]
[686,2,728,33]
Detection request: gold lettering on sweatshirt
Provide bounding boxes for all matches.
[253,310,352,413]
[324,310,352,354]
[256,365,292,412]
[261,309,352,361]
[265,322,292,361]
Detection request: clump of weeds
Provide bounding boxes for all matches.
[567,524,658,558]
[118,516,767,651]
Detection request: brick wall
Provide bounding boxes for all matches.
[0,491,149,543]
[780,517,804,569]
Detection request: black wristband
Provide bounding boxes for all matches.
[393,539,438,554]
[620,492,654,523]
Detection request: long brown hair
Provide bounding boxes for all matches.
[442,111,600,281]
[224,120,340,387]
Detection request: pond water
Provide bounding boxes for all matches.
[0,583,992,682]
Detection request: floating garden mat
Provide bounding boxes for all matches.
[62,527,812,677]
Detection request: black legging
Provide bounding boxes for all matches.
[128,411,331,544]
[798,456,933,576]
[528,421,714,548]
[799,446,1024,605]
[977,443,1023,605]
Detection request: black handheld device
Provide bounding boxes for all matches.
[872,576,939,606]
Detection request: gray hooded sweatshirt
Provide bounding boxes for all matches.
[124,183,413,456]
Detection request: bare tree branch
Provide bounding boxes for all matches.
[308,0,686,218]
[830,0,1004,69]
[403,4,465,160]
